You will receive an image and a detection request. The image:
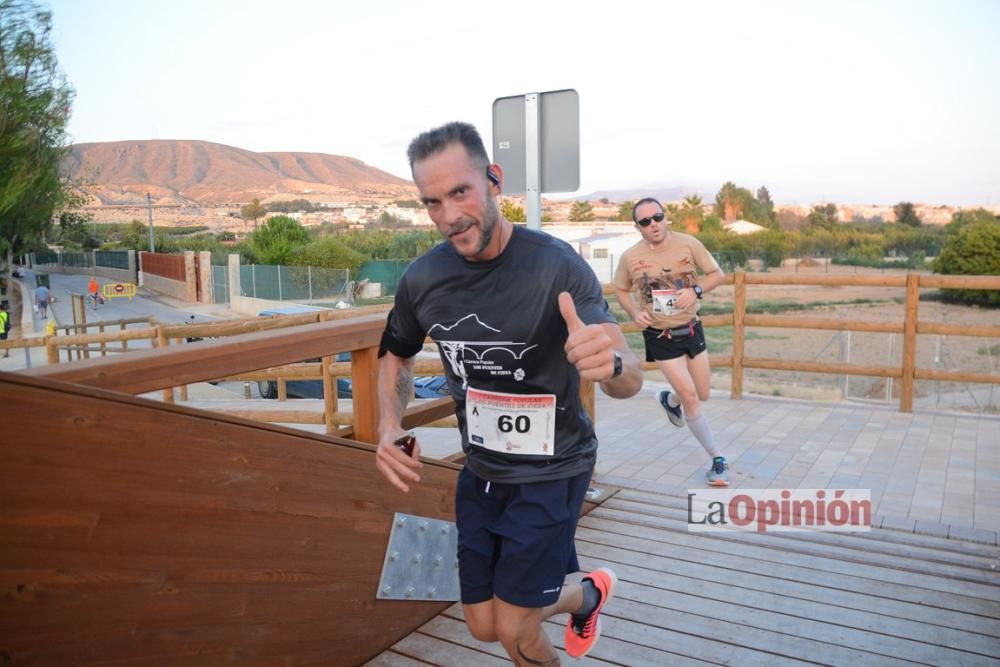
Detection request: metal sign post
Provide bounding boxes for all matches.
[524,93,541,230]
[493,89,580,230]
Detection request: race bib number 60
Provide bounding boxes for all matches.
[466,387,556,456]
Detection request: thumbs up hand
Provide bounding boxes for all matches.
[559,291,617,382]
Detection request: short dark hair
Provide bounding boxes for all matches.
[407,121,490,170]
[632,197,665,222]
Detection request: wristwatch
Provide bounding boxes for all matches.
[693,285,704,300]
[611,350,623,378]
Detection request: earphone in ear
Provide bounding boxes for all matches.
[486,168,500,187]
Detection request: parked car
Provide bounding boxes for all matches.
[255,305,448,400]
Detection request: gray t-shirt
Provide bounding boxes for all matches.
[385,226,614,484]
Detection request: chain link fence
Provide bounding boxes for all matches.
[238,264,352,304]
[356,260,411,297]
[212,265,229,304]
[95,251,130,270]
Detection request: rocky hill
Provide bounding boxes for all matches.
[64,140,416,205]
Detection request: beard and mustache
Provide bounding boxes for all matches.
[443,194,502,258]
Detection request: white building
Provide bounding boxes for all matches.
[344,207,367,223]
[386,205,432,226]
[543,226,641,283]
[723,219,766,235]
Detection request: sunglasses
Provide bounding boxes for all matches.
[636,212,665,227]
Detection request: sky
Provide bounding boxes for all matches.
[47,0,1000,206]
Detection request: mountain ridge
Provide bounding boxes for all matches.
[64,139,416,206]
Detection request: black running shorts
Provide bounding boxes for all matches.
[642,320,707,361]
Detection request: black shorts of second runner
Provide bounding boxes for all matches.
[455,466,592,608]
[643,319,707,361]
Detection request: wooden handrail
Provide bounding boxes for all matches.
[744,315,903,333]
[918,275,1000,289]
[918,322,1000,337]
[27,314,388,393]
[17,270,999,432]
[743,274,908,287]
[743,358,902,378]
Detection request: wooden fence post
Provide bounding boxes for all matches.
[351,347,380,444]
[156,329,174,404]
[900,272,920,412]
[731,270,746,400]
[46,338,60,365]
[322,354,336,435]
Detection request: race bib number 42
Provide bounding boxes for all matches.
[466,387,556,456]
[652,289,682,316]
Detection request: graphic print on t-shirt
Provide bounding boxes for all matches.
[428,313,538,389]
[639,258,698,309]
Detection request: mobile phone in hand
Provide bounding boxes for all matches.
[394,434,416,457]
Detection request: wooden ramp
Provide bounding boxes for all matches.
[368,488,1000,666]
[0,371,461,666]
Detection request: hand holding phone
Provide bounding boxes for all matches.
[394,433,416,457]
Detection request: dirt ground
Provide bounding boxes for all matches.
[688,262,999,413]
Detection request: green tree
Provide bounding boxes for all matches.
[805,203,839,231]
[265,199,315,213]
[945,208,998,236]
[615,200,635,222]
[112,220,179,253]
[385,230,439,259]
[714,182,774,227]
[714,182,744,221]
[699,213,724,234]
[55,209,98,250]
[893,201,922,227]
[757,186,774,213]
[756,230,789,269]
[677,195,705,232]
[847,242,884,263]
[717,231,750,267]
[292,236,368,276]
[338,229,395,258]
[501,198,526,222]
[52,188,97,250]
[0,0,75,275]
[933,220,1000,306]
[249,215,310,265]
[240,198,266,233]
[376,211,403,228]
[569,200,595,221]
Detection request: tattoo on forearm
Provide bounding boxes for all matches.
[515,643,560,666]
[394,366,413,412]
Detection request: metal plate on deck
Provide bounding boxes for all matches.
[376,513,460,601]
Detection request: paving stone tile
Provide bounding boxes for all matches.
[948,525,998,545]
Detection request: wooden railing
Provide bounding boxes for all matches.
[23,272,1000,422]
[25,312,416,443]
[608,271,1000,413]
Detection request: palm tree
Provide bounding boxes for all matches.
[715,182,744,222]
[240,198,266,233]
[679,195,704,233]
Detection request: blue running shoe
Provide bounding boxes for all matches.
[706,456,729,486]
[657,389,685,428]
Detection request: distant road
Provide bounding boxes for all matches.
[33,271,228,329]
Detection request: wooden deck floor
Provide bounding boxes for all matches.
[366,489,1000,666]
